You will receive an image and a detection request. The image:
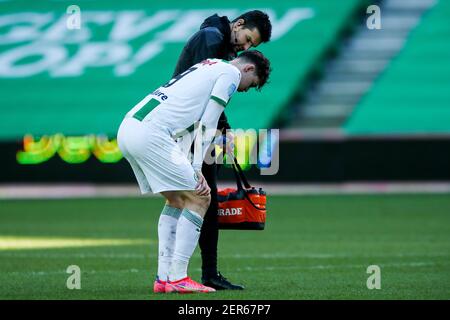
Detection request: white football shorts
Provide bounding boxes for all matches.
[117,117,198,194]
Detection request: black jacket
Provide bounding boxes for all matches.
[172,14,237,131]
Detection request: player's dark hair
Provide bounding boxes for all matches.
[238,50,271,90]
[232,10,272,43]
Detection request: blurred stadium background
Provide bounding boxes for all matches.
[0,0,449,299]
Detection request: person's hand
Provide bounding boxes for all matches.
[195,170,211,196]
[224,130,235,156]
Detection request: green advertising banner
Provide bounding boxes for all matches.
[0,0,361,141]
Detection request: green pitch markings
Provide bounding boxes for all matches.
[0,195,449,299]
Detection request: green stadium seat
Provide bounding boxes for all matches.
[345,0,450,134]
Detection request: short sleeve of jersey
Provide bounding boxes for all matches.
[210,68,240,108]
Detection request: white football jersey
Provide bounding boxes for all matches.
[126,59,241,136]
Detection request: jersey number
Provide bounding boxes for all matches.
[162,67,198,88]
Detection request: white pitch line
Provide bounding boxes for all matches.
[0,252,149,259]
[0,252,448,259]
[2,261,441,277]
[5,269,143,276]
[228,261,438,272]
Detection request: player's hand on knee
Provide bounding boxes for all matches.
[195,171,211,196]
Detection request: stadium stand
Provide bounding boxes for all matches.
[1,0,450,184]
[0,0,366,140]
[345,0,450,134]
[287,0,436,131]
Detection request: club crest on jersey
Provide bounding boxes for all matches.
[228,84,237,97]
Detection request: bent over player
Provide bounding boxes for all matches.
[173,10,272,290]
[117,51,271,293]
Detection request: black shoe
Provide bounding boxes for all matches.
[202,272,244,290]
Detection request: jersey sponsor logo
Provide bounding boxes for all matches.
[218,207,243,216]
[228,83,237,97]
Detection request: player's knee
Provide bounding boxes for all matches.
[166,197,184,209]
[183,192,210,211]
[162,192,185,209]
[196,194,211,209]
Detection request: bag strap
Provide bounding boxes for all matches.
[231,161,244,191]
[231,155,252,189]
[230,155,265,211]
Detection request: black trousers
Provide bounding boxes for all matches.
[199,160,219,277]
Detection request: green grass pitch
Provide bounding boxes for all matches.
[0,194,449,300]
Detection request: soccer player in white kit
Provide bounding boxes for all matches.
[117,50,271,293]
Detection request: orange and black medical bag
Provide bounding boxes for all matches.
[217,157,267,230]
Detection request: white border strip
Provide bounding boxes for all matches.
[1,182,450,199]
[279,128,450,141]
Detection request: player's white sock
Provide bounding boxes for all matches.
[168,208,203,282]
[157,205,182,282]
